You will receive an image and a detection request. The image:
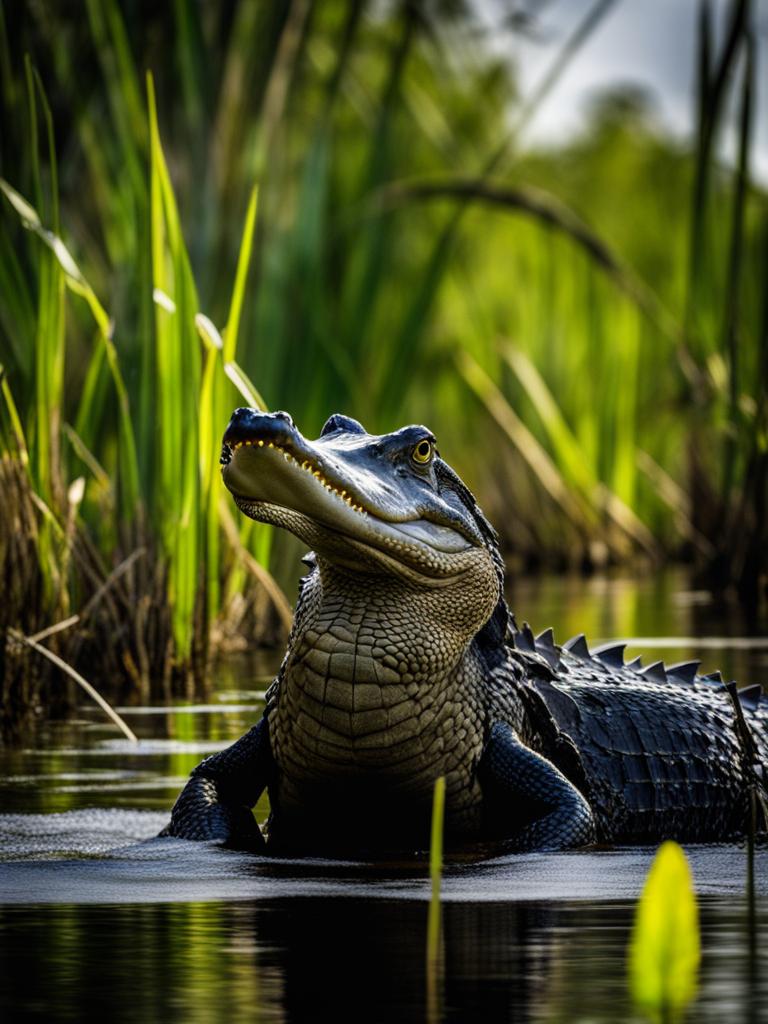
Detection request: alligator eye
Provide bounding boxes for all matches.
[411,439,433,465]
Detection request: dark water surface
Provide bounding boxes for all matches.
[1,570,767,1022]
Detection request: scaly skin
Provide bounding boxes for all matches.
[165,410,767,856]
[266,562,501,853]
[519,646,768,843]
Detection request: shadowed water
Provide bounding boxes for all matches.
[0,570,766,1022]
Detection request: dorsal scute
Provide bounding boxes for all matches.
[534,628,561,671]
[666,660,700,685]
[591,641,626,670]
[535,627,555,650]
[563,633,590,661]
[517,629,747,705]
[738,684,762,711]
[701,670,724,687]
[639,661,667,684]
[513,622,536,653]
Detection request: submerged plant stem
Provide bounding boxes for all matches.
[10,628,138,743]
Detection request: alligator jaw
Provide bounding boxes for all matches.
[220,411,478,580]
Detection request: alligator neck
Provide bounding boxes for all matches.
[271,563,478,773]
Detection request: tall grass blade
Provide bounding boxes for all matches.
[198,327,222,629]
[0,365,29,464]
[225,185,259,362]
[426,775,445,1024]
[84,0,146,197]
[429,774,445,900]
[719,29,753,513]
[73,342,108,449]
[685,0,749,359]
[0,178,141,520]
[501,343,656,552]
[22,62,65,607]
[224,361,269,412]
[376,215,461,419]
[147,71,202,665]
[511,0,619,142]
[457,350,591,533]
[62,423,110,491]
[219,184,271,598]
[0,220,35,376]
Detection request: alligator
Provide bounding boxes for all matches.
[165,409,768,856]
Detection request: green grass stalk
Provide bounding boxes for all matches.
[719,31,753,515]
[426,775,445,1024]
[148,71,203,666]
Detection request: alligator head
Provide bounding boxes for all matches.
[220,409,504,593]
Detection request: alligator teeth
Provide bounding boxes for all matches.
[235,441,369,515]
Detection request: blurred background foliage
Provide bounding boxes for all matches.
[0,0,765,727]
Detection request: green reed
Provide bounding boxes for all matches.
[426,775,445,1024]
[0,8,285,713]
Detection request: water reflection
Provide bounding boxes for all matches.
[0,895,765,1023]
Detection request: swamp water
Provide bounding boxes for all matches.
[0,570,767,1022]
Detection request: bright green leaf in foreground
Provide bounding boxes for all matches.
[628,840,700,1022]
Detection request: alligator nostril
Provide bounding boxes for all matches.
[273,411,294,427]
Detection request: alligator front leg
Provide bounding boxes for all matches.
[479,722,595,851]
[163,716,272,851]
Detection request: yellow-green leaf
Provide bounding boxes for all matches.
[224,360,268,412]
[628,840,700,1021]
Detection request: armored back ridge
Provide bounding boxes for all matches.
[164,411,767,856]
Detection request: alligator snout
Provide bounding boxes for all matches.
[221,409,298,465]
[222,408,298,450]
